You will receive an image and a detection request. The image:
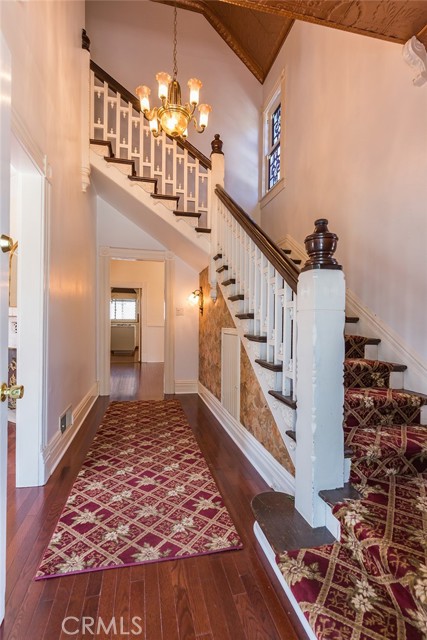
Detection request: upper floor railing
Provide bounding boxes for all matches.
[90,61,211,218]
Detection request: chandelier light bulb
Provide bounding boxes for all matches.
[187,78,202,105]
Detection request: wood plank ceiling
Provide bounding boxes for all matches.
[151,0,427,83]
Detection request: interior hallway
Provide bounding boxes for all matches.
[1,363,305,639]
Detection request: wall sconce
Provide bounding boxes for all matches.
[188,288,204,315]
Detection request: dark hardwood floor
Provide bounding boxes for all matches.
[0,363,306,639]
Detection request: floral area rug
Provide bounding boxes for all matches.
[36,400,242,580]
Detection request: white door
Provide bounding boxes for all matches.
[0,32,12,625]
[221,328,240,421]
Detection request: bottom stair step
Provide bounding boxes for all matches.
[251,492,334,555]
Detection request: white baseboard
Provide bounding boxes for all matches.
[175,380,198,394]
[198,383,295,494]
[254,522,317,640]
[42,381,99,480]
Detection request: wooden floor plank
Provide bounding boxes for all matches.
[0,363,307,640]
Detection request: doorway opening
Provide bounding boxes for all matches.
[98,248,174,397]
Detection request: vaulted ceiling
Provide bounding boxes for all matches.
[151,0,427,83]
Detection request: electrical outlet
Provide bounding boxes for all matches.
[59,406,73,434]
[60,414,67,434]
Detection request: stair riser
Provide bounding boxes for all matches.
[107,162,133,177]
[174,215,198,228]
[129,181,156,194]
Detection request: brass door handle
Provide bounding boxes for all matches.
[1,383,24,402]
[0,235,14,253]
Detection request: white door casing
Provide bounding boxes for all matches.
[0,31,12,624]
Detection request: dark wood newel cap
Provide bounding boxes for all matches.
[301,218,342,272]
[211,134,224,155]
[82,29,91,52]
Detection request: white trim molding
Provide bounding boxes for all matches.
[42,382,99,481]
[198,383,295,494]
[175,380,198,394]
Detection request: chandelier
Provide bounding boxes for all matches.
[136,6,211,139]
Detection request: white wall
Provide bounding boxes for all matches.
[110,259,165,362]
[2,1,98,447]
[97,197,199,383]
[85,0,261,216]
[261,21,427,368]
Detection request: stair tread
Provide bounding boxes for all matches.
[216,265,228,273]
[151,193,179,201]
[196,228,211,233]
[222,278,236,286]
[268,390,296,409]
[346,387,427,401]
[235,313,254,319]
[319,483,362,506]
[255,359,282,372]
[213,253,222,261]
[229,294,244,301]
[345,334,381,345]
[345,316,359,323]
[128,175,157,190]
[251,492,335,554]
[345,358,407,373]
[173,210,201,218]
[244,334,267,343]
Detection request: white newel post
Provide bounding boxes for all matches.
[81,29,91,192]
[295,220,345,528]
[208,134,225,301]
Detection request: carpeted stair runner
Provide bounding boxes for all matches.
[276,333,427,639]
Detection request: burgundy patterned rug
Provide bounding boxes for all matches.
[36,400,242,580]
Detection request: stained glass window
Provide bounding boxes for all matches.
[268,103,281,190]
[268,145,280,191]
[271,104,281,147]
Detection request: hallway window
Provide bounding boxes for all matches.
[110,298,137,321]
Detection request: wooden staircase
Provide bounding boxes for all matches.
[252,314,427,639]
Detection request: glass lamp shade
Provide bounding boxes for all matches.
[187,78,202,105]
[198,104,212,129]
[135,85,151,112]
[156,72,172,100]
[158,105,190,137]
[149,118,159,134]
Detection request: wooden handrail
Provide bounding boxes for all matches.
[90,60,212,170]
[215,185,299,293]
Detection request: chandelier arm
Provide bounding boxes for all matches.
[191,116,206,134]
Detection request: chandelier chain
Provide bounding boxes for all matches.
[173,5,178,79]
